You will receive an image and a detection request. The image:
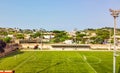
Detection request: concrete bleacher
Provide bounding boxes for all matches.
[51,44,91,50]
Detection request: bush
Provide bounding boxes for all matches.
[34,45,39,49]
[0,40,6,53]
[0,40,6,48]
[3,37,12,43]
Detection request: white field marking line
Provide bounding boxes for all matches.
[13,55,34,70]
[83,55,87,61]
[76,52,97,73]
[83,55,97,73]
[20,50,113,52]
[85,56,102,64]
[91,56,102,64]
[66,56,101,65]
[25,57,36,62]
[116,51,120,56]
[66,58,72,62]
[80,54,97,73]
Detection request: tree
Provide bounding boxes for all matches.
[96,29,110,39]
[76,31,86,44]
[52,30,69,43]
[30,32,42,38]
[91,36,104,44]
[3,37,12,43]
[16,34,24,39]
[0,40,6,53]
[0,31,8,36]
[90,29,110,44]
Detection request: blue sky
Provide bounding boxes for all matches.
[0,0,120,31]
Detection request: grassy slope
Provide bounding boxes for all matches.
[0,51,119,73]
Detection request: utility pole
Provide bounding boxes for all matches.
[41,29,43,50]
[73,28,77,50]
[109,9,120,73]
[109,29,111,50]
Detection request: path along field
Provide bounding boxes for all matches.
[0,51,120,73]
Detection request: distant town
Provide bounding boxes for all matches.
[0,27,120,51]
[0,27,118,44]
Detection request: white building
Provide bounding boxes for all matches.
[64,40,73,44]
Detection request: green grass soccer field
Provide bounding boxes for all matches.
[0,51,120,73]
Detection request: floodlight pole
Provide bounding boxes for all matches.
[109,9,120,73]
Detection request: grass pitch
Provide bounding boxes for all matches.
[0,51,120,73]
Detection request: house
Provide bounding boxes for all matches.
[64,40,73,44]
[7,34,14,38]
[43,32,55,42]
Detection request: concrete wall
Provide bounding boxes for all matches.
[90,44,120,50]
[20,43,51,49]
[20,43,120,50]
